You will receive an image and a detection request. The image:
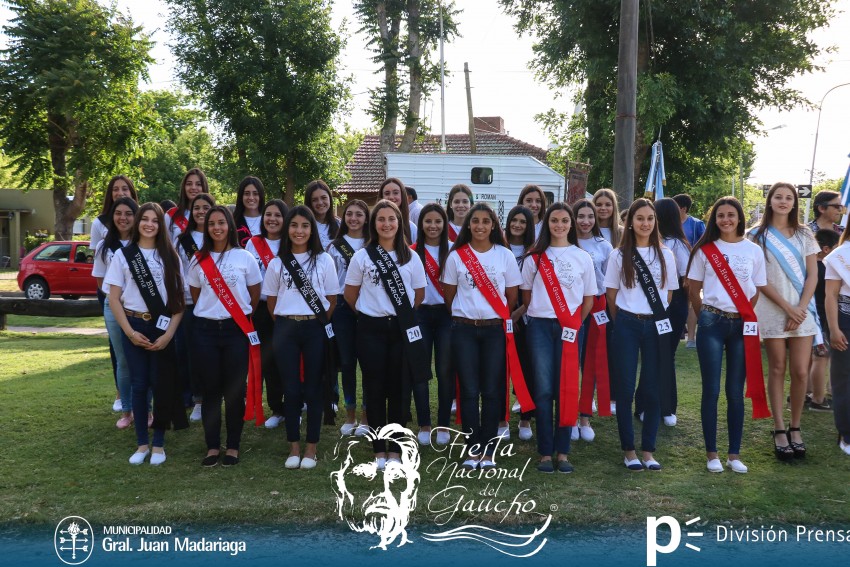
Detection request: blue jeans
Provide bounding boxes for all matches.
[104,297,132,412]
[611,311,661,452]
[696,310,746,454]
[418,305,453,427]
[121,317,166,448]
[333,297,359,409]
[274,317,326,444]
[526,317,572,456]
[452,321,506,457]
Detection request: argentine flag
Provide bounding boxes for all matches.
[645,140,666,200]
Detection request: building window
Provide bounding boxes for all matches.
[471,167,493,185]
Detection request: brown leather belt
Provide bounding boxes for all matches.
[453,316,503,327]
[285,314,317,321]
[703,305,741,319]
[124,309,152,321]
[618,309,654,321]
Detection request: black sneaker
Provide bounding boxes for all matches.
[536,460,555,474]
[809,399,833,412]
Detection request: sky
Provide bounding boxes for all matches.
[2,0,849,188]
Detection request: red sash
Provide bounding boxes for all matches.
[411,244,444,298]
[448,223,459,241]
[580,295,611,416]
[456,245,535,418]
[535,253,583,426]
[250,236,275,268]
[702,242,770,419]
[167,207,189,233]
[196,253,265,425]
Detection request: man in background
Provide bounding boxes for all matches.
[673,194,705,349]
[407,187,422,225]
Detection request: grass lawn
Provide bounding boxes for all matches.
[1,331,848,529]
[5,314,105,329]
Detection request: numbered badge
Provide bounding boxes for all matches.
[655,318,672,335]
[505,319,514,334]
[743,321,758,336]
[247,331,261,346]
[593,310,610,326]
[561,327,578,343]
[155,315,171,331]
[325,323,335,339]
[406,325,423,343]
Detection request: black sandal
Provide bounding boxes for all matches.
[773,430,794,461]
[787,427,806,459]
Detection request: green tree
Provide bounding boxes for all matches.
[165,0,349,205]
[502,0,835,195]
[0,0,155,238]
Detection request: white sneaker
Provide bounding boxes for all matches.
[706,458,723,473]
[462,459,478,470]
[610,402,617,415]
[436,430,451,445]
[840,439,850,456]
[511,401,521,413]
[451,400,457,414]
[189,403,202,422]
[726,459,748,473]
[497,426,510,439]
[592,399,598,413]
[663,414,677,427]
[340,421,357,435]
[375,457,387,471]
[112,398,122,412]
[570,423,579,441]
[417,430,431,445]
[264,414,282,429]
[354,424,370,437]
[300,456,317,470]
[129,449,150,465]
[284,455,301,469]
[518,425,533,441]
[150,450,166,466]
[579,424,595,442]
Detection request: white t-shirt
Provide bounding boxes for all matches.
[578,236,613,295]
[345,248,427,317]
[90,217,108,251]
[509,244,527,261]
[604,246,679,314]
[327,235,365,291]
[521,246,597,318]
[243,215,262,237]
[825,242,850,297]
[408,220,418,243]
[441,245,522,319]
[93,239,130,292]
[176,231,204,304]
[600,227,612,245]
[687,239,767,313]
[187,248,263,319]
[420,243,447,306]
[316,218,341,250]
[165,208,190,244]
[448,221,463,238]
[534,221,543,239]
[103,247,169,313]
[261,252,339,316]
[663,237,691,278]
[245,237,281,301]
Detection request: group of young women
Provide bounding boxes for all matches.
[96,170,849,473]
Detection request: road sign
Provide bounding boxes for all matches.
[797,184,813,198]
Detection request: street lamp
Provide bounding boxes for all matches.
[804,82,850,223]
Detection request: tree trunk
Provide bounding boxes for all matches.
[283,157,296,207]
[377,2,402,155]
[633,29,652,193]
[398,0,422,152]
[48,113,85,240]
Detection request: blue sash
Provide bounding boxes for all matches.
[763,227,823,345]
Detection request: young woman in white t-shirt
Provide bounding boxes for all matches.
[344,200,427,471]
[233,176,265,248]
[593,188,624,249]
[574,198,615,433]
[521,203,596,473]
[824,224,850,456]
[328,199,369,436]
[93,197,138,428]
[687,197,767,473]
[380,177,418,243]
[304,179,341,249]
[604,198,679,471]
[517,184,548,239]
[165,168,210,243]
[187,206,262,467]
[442,204,523,470]
[503,205,537,441]
[104,203,185,465]
[245,199,288,429]
[262,206,338,470]
[446,183,473,242]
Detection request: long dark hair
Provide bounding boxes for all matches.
[198,206,239,261]
[131,202,185,315]
[233,176,266,227]
[573,198,602,238]
[380,177,413,243]
[100,197,139,261]
[619,198,666,289]
[100,175,138,216]
[304,179,340,237]
[752,182,802,248]
[368,200,412,265]
[686,196,746,276]
[451,203,507,251]
[176,168,210,213]
[332,199,370,243]
[280,205,324,272]
[528,203,578,259]
[655,197,690,250]
[517,184,548,223]
[260,199,288,238]
[505,205,535,249]
[415,203,449,276]
[447,183,473,222]
[186,194,217,233]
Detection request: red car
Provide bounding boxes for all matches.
[17,241,98,299]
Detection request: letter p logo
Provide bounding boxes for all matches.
[646,516,681,566]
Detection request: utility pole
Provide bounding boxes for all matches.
[464,62,476,154]
[613,0,638,209]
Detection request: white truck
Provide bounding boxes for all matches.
[384,153,569,223]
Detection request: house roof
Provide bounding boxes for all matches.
[338,133,549,194]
